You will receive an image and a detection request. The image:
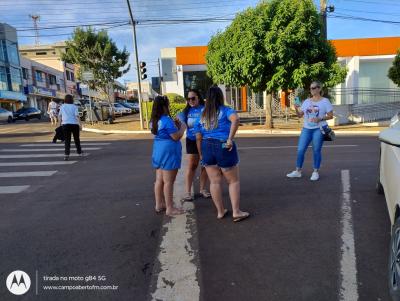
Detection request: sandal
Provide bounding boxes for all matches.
[233,212,250,223]
[166,207,185,216]
[155,207,166,214]
[217,209,229,219]
[200,190,211,198]
[182,193,194,201]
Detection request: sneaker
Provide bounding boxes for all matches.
[64,155,69,161]
[310,171,319,181]
[286,170,302,178]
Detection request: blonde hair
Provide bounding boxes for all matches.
[201,86,224,130]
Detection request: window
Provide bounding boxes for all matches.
[0,41,4,62]
[182,71,213,99]
[22,68,29,80]
[6,41,19,65]
[0,66,7,90]
[10,67,22,92]
[49,74,57,85]
[66,70,71,81]
[36,52,47,55]
[70,72,75,82]
[35,70,44,82]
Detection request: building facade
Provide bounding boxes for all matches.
[20,57,67,113]
[19,42,79,99]
[0,23,27,111]
[126,81,156,101]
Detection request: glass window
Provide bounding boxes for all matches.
[0,41,4,62]
[66,70,71,81]
[183,71,213,99]
[10,67,22,92]
[0,66,7,90]
[22,68,29,80]
[70,72,75,82]
[49,74,57,85]
[6,41,20,65]
[35,70,43,82]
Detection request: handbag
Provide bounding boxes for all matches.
[320,125,335,141]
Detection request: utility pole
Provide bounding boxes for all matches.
[320,0,327,40]
[126,0,145,130]
[157,58,162,95]
[29,14,40,45]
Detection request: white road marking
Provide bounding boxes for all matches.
[0,154,89,158]
[20,143,110,146]
[239,145,358,150]
[0,185,30,194]
[0,161,77,166]
[1,148,101,152]
[151,147,200,301]
[339,170,359,301]
[0,171,57,177]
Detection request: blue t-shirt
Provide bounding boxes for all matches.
[154,115,178,140]
[194,105,236,141]
[177,105,204,141]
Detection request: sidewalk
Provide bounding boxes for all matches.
[82,114,388,135]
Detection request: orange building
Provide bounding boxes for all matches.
[160,36,400,110]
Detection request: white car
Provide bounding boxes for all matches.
[0,108,13,123]
[377,112,400,300]
[113,103,131,116]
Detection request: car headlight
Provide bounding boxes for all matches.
[390,113,400,128]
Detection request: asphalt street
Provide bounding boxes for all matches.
[0,125,392,301]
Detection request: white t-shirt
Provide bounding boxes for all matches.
[301,98,333,129]
[59,104,79,125]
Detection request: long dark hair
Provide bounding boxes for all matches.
[182,89,205,122]
[151,95,170,135]
[201,86,224,130]
[64,94,73,104]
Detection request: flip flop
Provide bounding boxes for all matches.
[182,193,194,201]
[155,207,166,214]
[217,209,229,220]
[200,190,212,198]
[233,212,250,223]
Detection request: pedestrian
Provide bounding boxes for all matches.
[286,81,334,181]
[151,95,187,216]
[47,99,58,125]
[178,89,211,201]
[58,94,83,161]
[195,86,250,222]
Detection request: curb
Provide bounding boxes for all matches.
[83,127,380,135]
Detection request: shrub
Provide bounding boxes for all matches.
[141,102,186,126]
[165,93,185,104]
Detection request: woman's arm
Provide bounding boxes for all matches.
[226,113,240,150]
[170,121,186,141]
[196,133,203,159]
[295,105,304,118]
[319,111,334,122]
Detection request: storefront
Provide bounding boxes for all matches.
[0,90,27,111]
[25,85,57,114]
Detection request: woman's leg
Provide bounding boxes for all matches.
[205,166,225,218]
[222,166,248,218]
[63,124,72,157]
[296,128,313,170]
[162,169,183,216]
[184,154,199,196]
[71,125,82,154]
[154,169,165,211]
[312,129,324,170]
[199,167,209,193]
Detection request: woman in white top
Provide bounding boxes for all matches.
[286,81,334,181]
[47,100,59,125]
[58,94,82,161]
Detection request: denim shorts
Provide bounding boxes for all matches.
[201,138,239,168]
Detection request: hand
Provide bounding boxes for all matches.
[310,117,320,123]
[225,139,233,151]
[174,118,181,129]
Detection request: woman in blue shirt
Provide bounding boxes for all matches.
[151,95,186,216]
[195,86,250,222]
[178,89,210,201]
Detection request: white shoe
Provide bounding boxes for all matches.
[286,170,302,178]
[310,171,319,181]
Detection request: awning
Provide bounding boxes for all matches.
[0,90,27,102]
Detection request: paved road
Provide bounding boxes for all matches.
[0,130,391,300]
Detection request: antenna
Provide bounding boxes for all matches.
[29,14,40,45]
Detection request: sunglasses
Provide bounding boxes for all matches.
[187,97,197,101]
[310,86,320,90]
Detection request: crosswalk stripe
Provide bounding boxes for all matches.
[0,161,77,166]
[1,148,101,152]
[0,154,89,158]
[0,186,30,194]
[0,171,57,177]
[20,143,110,147]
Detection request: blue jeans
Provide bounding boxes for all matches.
[296,128,324,169]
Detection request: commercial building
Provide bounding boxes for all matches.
[126,81,157,101]
[160,36,400,113]
[19,42,79,98]
[0,23,27,111]
[20,57,66,113]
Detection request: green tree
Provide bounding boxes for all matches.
[165,93,185,104]
[388,50,400,87]
[206,0,347,128]
[62,27,130,103]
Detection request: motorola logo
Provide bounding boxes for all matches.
[6,270,31,295]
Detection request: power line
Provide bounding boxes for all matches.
[329,13,400,25]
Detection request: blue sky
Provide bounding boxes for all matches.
[1,0,399,82]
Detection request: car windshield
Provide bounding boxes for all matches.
[16,108,27,113]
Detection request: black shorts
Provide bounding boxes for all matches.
[186,138,199,155]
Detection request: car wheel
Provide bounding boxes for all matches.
[7,116,12,123]
[389,217,400,301]
[377,146,384,195]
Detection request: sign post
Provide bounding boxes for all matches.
[82,71,94,124]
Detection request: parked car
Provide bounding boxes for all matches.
[122,102,139,113]
[13,107,42,121]
[74,101,87,121]
[113,103,131,116]
[376,112,400,301]
[0,108,13,123]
